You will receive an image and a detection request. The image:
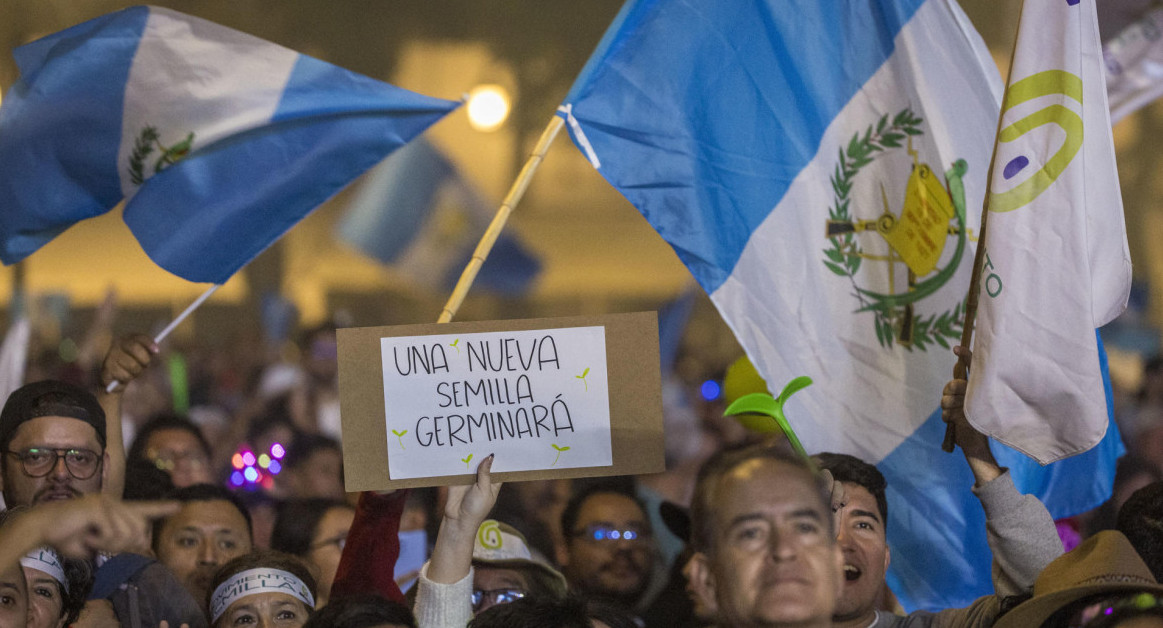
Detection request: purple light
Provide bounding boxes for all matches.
[244,467,259,482]
[230,471,244,486]
[242,451,256,467]
[268,460,282,475]
[271,443,286,459]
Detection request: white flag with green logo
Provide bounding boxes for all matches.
[965,0,1131,464]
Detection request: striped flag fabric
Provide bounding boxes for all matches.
[336,138,541,295]
[559,0,1124,610]
[0,6,458,284]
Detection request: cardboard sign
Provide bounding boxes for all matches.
[337,312,664,489]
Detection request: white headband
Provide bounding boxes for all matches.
[20,548,68,593]
[210,568,314,622]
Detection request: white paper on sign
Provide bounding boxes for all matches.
[380,326,612,479]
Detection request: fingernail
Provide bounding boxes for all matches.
[487,453,495,461]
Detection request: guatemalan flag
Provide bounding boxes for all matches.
[0,6,458,284]
[560,0,1124,611]
[336,138,542,295]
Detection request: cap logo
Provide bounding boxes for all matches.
[478,520,503,549]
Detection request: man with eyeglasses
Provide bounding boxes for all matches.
[0,380,109,508]
[557,484,658,618]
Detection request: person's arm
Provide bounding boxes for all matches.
[0,495,178,567]
[414,455,501,628]
[940,346,1062,598]
[98,333,160,498]
[330,489,410,604]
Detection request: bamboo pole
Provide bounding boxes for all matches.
[437,115,566,323]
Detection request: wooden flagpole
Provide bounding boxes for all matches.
[437,115,566,323]
[942,21,1023,453]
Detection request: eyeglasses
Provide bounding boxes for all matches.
[572,523,651,543]
[5,448,102,479]
[471,588,525,611]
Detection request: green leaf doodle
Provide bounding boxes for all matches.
[391,429,408,450]
[551,444,571,466]
[576,367,590,391]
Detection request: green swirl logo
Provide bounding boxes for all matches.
[478,520,503,550]
[989,69,1084,213]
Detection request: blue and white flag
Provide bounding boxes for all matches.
[0,6,458,284]
[337,137,540,295]
[561,0,1123,610]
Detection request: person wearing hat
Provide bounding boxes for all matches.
[0,380,110,508]
[993,530,1163,628]
[0,332,158,508]
[414,455,569,628]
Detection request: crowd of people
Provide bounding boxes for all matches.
[0,319,1161,628]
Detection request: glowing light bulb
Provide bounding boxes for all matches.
[258,454,271,469]
[232,454,245,469]
[242,452,256,467]
[268,460,282,475]
[231,471,244,486]
[244,467,258,482]
[467,85,510,132]
[271,444,286,459]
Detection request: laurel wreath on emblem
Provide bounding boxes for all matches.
[128,126,196,186]
[823,108,964,352]
[128,126,161,185]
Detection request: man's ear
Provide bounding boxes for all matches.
[101,450,110,490]
[688,552,717,605]
[884,544,891,571]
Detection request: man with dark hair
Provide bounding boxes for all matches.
[812,452,892,626]
[556,484,658,615]
[1116,480,1163,582]
[0,380,108,507]
[153,483,254,606]
[686,443,844,628]
[281,433,345,500]
[812,357,1064,628]
[127,413,214,489]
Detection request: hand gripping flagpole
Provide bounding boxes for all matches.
[437,115,566,324]
[105,283,220,392]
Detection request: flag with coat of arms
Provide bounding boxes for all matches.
[0,5,458,284]
[965,0,1132,464]
[559,0,1124,610]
